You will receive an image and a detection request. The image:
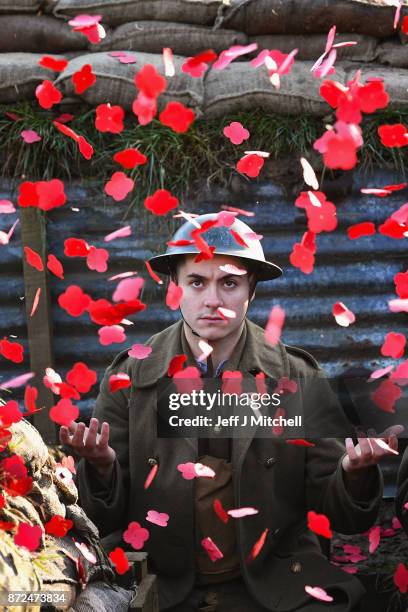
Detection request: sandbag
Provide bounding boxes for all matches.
[376,40,408,68]
[203,59,338,118]
[249,33,378,63]
[0,53,59,103]
[50,0,222,27]
[0,15,88,53]
[223,0,408,37]
[99,21,248,56]
[0,0,42,12]
[55,51,205,112]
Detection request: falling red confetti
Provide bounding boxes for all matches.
[35,80,62,109]
[39,56,68,72]
[247,528,269,563]
[230,229,249,247]
[347,222,376,240]
[368,525,381,553]
[221,205,254,217]
[332,302,356,327]
[308,511,332,539]
[113,148,147,169]
[104,172,134,202]
[223,121,250,145]
[67,362,97,393]
[201,536,223,561]
[166,281,183,310]
[289,242,315,274]
[72,64,96,94]
[144,463,159,490]
[95,104,124,134]
[0,337,24,363]
[236,153,264,178]
[58,285,91,317]
[18,179,67,211]
[182,49,217,77]
[167,354,187,376]
[0,400,23,426]
[134,64,167,99]
[144,189,179,215]
[286,439,316,447]
[30,287,41,317]
[88,298,146,326]
[109,373,131,392]
[45,515,73,537]
[132,91,157,126]
[24,385,38,414]
[378,124,408,147]
[68,14,104,44]
[14,523,43,552]
[86,246,109,273]
[371,378,401,413]
[47,254,64,279]
[213,43,258,70]
[98,325,126,346]
[394,270,408,298]
[24,246,44,271]
[381,332,406,359]
[123,521,150,550]
[109,547,130,574]
[159,101,195,133]
[21,129,41,144]
[50,398,79,426]
[53,121,94,161]
[394,563,408,594]
[213,499,229,524]
[265,305,285,345]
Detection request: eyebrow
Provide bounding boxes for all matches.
[186,273,242,280]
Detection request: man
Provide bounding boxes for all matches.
[61,212,398,611]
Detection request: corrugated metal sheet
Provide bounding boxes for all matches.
[0,171,406,418]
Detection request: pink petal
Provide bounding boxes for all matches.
[219,264,247,275]
[332,302,356,327]
[1,372,34,389]
[128,343,152,359]
[68,14,102,28]
[394,1,402,28]
[373,439,399,455]
[177,462,197,480]
[325,25,336,54]
[313,48,337,79]
[86,246,109,273]
[74,541,97,564]
[305,586,333,603]
[388,299,408,313]
[391,203,408,225]
[197,339,213,362]
[217,307,236,319]
[104,225,132,242]
[119,54,137,64]
[368,525,381,553]
[213,43,258,70]
[0,200,16,214]
[98,325,126,346]
[30,287,41,317]
[369,365,394,381]
[146,510,169,527]
[201,536,223,561]
[21,129,42,144]
[113,277,144,302]
[163,47,175,77]
[300,157,319,190]
[108,271,138,281]
[265,305,285,344]
[227,507,259,518]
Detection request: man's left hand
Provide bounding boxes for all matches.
[342,424,403,474]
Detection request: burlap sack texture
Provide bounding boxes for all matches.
[0,0,407,112]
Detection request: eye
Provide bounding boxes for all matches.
[224,279,237,288]
[190,279,202,288]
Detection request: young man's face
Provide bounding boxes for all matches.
[176,254,255,341]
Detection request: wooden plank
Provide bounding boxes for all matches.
[129,574,159,612]
[20,207,57,444]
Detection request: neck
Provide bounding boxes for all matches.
[183,319,246,371]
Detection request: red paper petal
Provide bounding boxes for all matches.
[64,237,90,257]
[109,373,131,392]
[86,246,109,272]
[0,400,23,426]
[134,64,167,98]
[0,337,24,363]
[49,398,79,426]
[47,254,64,279]
[36,179,67,211]
[95,103,124,134]
[265,306,285,345]
[132,91,157,125]
[145,260,164,284]
[144,189,179,215]
[24,246,44,271]
[324,135,357,170]
[45,515,73,537]
[109,547,130,575]
[159,101,195,133]
[347,222,376,239]
[66,362,97,393]
[113,148,147,169]
[144,463,158,489]
[223,121,250,145]
[58,285,91,316]
[308,510,332,539]
[98,325,126,346]
[394,270,408,298]
[247,528,269,563]
[14,523,42,552]
[167,354,187,376]
[289,242,315,274]
[378,124,408,147]
[378,217,408,239]
[371,379,401,413]
[39,55,68,72]
[24,385,38,414]
[213,499,229,524]
[166,281,183,310]
[72,63,96,94]
[236,153,264,178]
[104,172,134,201]
[381,332,406,359]
[123,521,150,550]
[35,80,62,109]
[394,563,408,594]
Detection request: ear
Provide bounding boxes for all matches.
[250,288,256,303]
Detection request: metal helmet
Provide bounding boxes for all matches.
[147,213,283,281]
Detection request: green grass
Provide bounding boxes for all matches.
[1,102,408,219]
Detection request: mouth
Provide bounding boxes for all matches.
[199,316,224,321]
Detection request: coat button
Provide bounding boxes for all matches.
[290,560,302,573]
[148,457,158,466]
[213,425,222,434]
[264,457,277,468]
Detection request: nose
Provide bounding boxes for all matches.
[204,283,223,309]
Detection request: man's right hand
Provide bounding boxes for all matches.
[59,418,116,477]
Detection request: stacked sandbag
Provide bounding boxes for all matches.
[376,40,408,67]
[0,53,61,103]
[0,0,42,13]
[54,51,205,112]
[0,15,88,53]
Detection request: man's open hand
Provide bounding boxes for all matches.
[342,424,403,474]
[59,418,116,473]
